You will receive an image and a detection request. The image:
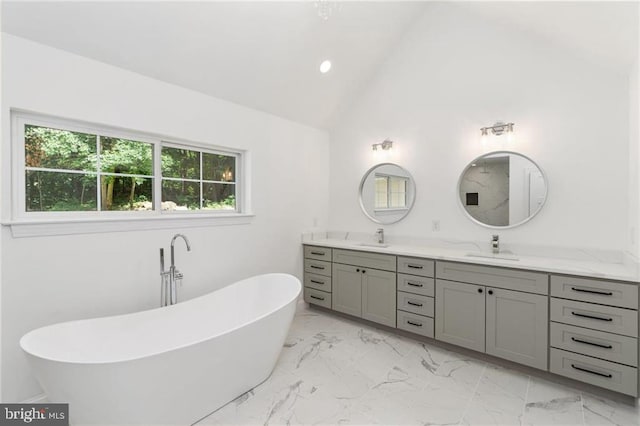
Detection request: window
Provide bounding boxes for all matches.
[24,124,153,212]
[13,113,246,225]
[161,146,237,211]
[374,173,408,210]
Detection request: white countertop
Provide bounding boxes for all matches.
[302,233,640,283]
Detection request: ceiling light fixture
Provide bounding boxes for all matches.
[372,139,394,151]
[320,60,332,74]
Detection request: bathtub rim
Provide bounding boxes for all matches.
[20,272,301,365]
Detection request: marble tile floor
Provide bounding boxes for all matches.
[198,302,640,426]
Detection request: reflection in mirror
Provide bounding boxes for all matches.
[458,151,547,228]
[360,163,416,224]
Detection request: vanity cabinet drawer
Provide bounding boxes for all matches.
[397,273,434,297]
[397,257,434,277]
[304,273,332,292]
[304,288,332,309]
[550,298,638,337]
[304,245,333,262]
[550,348,638,396]
[550,322,637,367]
[550,275,638,309]
[397,311,434,338]
[332,249,396,272]
[397,291,434,317]
[436,261,548,295]
[304,259,332,277]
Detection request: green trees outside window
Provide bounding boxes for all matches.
[23,123,237,213]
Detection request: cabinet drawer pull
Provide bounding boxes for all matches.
[571,311,613,322]
[310,279,325,285]
[570,337,613,349]
[571,287,613,296]
[310,265,325,270]
[407,301,423,307]
[407,320,423,327]
[310,251,326,256]
[571,364,613,378]
[407,282,423,287]
[407,264,423,269]
[310,295,325,301]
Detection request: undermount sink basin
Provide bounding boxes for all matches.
[358,242,390,248]
[465,251,519,261]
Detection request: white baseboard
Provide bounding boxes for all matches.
[21,393,48,403]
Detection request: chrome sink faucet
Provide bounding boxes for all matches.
[376,228,384,244]
[491,234,500,254]
[160,234,192,306]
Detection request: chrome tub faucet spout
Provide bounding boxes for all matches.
[160,234,192,306]
[376,228,384,244]
[492,234,500,254]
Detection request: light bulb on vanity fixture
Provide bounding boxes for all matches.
[372,139,394,151]
[480,121,515,142]
[319,60,332,74]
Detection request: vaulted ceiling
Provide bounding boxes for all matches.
[2,1,638,130]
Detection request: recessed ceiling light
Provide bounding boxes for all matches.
[319,60,332,74]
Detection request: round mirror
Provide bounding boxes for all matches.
[359,163,416,224]
[458,151,547,228]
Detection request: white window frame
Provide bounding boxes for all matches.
[159,141,241,214]
[8,111,253,237]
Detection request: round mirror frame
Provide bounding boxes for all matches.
[358,162,417,225]
[456,150,548,229]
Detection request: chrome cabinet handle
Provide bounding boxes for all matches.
[407,320,423,327]
[407,301,423,307]
[571,364,612,378]
[571,287,613,296]
[310,251,325,256]
[571,337,613,349]
[310,265,325,270]
[407,264,423,269]
[571,311,613,322]
[407,282,423,287]
[310,295,325,301]
[310,279,324,285]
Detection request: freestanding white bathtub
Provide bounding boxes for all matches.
[20,273,301,425]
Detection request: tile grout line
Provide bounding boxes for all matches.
[456,362,487,425]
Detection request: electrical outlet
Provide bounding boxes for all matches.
[432,220,440,232]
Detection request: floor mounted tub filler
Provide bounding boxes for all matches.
[20,273,302,425]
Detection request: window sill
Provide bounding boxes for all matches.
[4,213,255,238]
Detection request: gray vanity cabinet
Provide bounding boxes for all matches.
[331,249,397,327]
[332,263,363,317]
[435,280,486,352]
[485,287,548,370]
[303,245,333,309]
[362,268,397,327]
[435,262,549,370]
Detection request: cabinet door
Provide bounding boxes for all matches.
[486,288,548,370]
[332,263,362,317]
[435,280,485,352]
[362,268,397,327]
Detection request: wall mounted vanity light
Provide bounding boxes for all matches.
[372,139,394,151]
[481,122,515,141]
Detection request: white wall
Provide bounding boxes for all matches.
[1,34,329,401]
[329,2,630,250]
[0,7,4,403]
[628,56,639,259]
